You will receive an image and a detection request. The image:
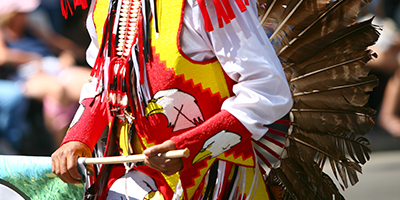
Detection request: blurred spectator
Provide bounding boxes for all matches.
[383,0,400,28]
[0,0,91,154]
[0,80,28,154]
[379,68,400,137]
[361,0,400,141]
[0,0,41,154]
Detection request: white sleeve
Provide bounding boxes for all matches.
[181,0,293,140]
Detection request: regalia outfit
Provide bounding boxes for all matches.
[60,0,380,199]
[61,0,292,199]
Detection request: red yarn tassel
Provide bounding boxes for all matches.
[60,0,89,18]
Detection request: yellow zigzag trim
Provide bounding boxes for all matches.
[186,154,254,199]
[150,0,230,99]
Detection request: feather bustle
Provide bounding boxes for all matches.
[255,0,379,199]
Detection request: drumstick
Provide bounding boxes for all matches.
[77,148,190,165]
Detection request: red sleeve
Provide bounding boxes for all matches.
[170,109,255,171]
[61,96,110,151]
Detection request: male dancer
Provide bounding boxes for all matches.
[52,0,292,199]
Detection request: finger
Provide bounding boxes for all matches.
[52,152,70,183]
[51,153,58,175]
[145,156,181,175]
[55,168,70,184]
[67,155,82,181]
[52,153,69,183]
[143,146,162,157]
[59,154,80,184]
[160,159,176,176]
[147,155,166,168]
[144,141,176,157]
[144,159,162,172]
[144,155,166,172]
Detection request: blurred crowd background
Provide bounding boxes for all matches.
[0,0,400,156]
[0,0,91,155]
[360,0,400,151]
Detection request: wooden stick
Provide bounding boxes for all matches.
[78,148,190,165]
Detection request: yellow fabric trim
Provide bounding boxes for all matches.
[132,131,144,154]
[145,191,165,200]
[185,158,215,199]
[116,121,132,156]
[241,167,271,199]
[150,0,231,99]
[93,0,110,47]
[216,152,255,167]
[186,153,255,199]
[140,137,180,193]
[161,172,180,194]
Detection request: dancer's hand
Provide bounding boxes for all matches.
[51,141,92,184]
[143,140,183,176]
